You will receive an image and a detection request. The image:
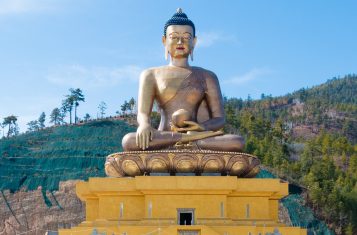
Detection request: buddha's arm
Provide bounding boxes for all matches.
[201,71,225,131]
[136,69,156,150]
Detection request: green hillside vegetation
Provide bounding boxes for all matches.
[225,74,357,142]
[0,75,356,234]
[224,75,357,233]
[256,170,333,234]
[0,120,134,196]
[289,74,357,141]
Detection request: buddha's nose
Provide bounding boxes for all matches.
[177,37,183,44]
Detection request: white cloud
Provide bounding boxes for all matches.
[0,0,56,15]
[196,31,237,48]
[224,67,273,85]
[46,64,142,89]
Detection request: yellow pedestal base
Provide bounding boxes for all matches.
[59,176,306,235]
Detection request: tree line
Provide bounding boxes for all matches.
[223,75,357,234]
[1,88,136,137]
[224,99,357,233]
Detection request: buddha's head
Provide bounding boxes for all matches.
[163,8,197,60]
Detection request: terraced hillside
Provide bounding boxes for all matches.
[0,120,135,193]
[0,120,135,234]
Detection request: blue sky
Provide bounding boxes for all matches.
[0,0,356,133]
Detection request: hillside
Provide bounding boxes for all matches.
[225,74,357,143]
[0,120,134,193]
[1,75,356,234]
[224,75,357,234]
[0,120,135,234]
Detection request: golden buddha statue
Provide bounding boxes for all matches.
[122,8,244,152]
[105,9,260,178]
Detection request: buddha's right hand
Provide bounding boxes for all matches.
[136,124,154,150]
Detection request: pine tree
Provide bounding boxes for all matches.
[121,101,128,116]
[38,112,46,129]
[27,120,39,132]
[70,88,85,124]
[62,96,74,124]
[84,113,91,122]
[50,108,63,125]
[98,101,107,118]
[129,97,136,114]
[2,115,18,137]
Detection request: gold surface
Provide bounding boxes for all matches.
[59,176,307,235]
[105,150,260,178]
[121,10,245,152]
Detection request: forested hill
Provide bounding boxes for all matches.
[292,74,357,107]
[224,74,357,143]
[223,74,357,234]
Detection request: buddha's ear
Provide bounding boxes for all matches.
[193,36,197,48]
[162,36,169,61]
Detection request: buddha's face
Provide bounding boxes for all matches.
[163,25,197,59]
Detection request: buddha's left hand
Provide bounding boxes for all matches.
[172,121,205,133]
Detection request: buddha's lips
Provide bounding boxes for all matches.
[176,47,185,50]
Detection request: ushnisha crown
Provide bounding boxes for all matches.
[164,8,196,37]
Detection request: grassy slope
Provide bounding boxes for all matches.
[0,120,135,192]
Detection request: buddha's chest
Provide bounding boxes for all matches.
[156,75,186,98]
[155,69,206,105]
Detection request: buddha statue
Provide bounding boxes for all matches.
[121,8,245,152]
[105,9,260,178]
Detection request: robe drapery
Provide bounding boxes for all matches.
[157,68,212,131]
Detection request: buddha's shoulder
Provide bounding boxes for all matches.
[191,66,218,80]
[140,67,158,75]
[139,67,160,81]
[139,66,168,77]
[140,66,218,79]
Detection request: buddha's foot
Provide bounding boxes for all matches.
[105,150,260,178]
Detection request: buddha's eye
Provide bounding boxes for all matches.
[169,33,192,41]
[183,33,192,40]
[169,33,179,40]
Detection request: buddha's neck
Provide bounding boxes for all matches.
[169,57,190,68]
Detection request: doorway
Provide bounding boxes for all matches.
[177,208,195,225]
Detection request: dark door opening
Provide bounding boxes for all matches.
[179,212,192,225]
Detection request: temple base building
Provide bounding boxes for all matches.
[59,176,306,235]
